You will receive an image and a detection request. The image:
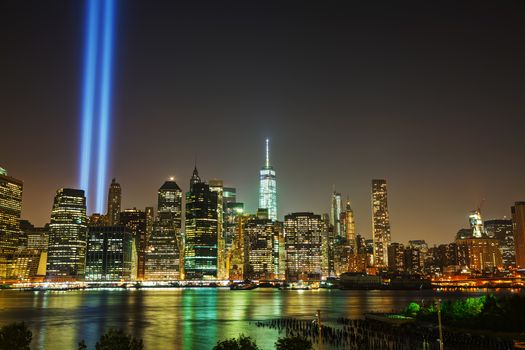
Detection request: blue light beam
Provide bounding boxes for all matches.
[79,0,100,203]
[95,0,116,213]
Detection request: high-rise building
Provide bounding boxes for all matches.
[245,218,282,280]
[371,179,391,268]
[120,208,147,280]
[145,206,154,241]
[387,242,405,273]
[511,202,525,268]
[223,187,237,205]
[259,139,277,221]
[469,209,485,238]
[185,169,219,280]
[330,191,342,237]
[485,219,515,268]
[209,179,226,280]
[342,200,356,252]
[145,179,183,280]
[228,213,250,280]
[46,189,88,281]
[86,226,133,281]
[106,178,121,225]
[0,167,23,249]
[284,212,324,281]
[455,237,502,272]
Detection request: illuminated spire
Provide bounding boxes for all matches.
[265,138,270,168]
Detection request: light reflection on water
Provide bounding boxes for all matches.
[0,288,518,349]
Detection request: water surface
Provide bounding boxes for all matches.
[0,288,515,349]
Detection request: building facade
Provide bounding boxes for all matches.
[245,218,282,280]
[185,169,219,280]
[259,139,277,221]
[0,167,23,250]
[330,191,342,237]
[46,189,88,281]
[371,179,391,268]
[485,219,515,268]
[86,226,133,281]
[284,212,324,281]
[120,208,147,280]
[106,178,121,225]
[455,238,502,272]
[512,202,525,269]
[145,179,183,280]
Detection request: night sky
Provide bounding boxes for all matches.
[2,1,525,245]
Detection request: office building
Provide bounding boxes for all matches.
[120,208,147,280]
[106,178,121,225]
[209,179,226,280]
[284,212,324,281]
[512,202,525,268]
[387,242,405,273]
[245,218,282,280]
[469,209,485,238]
[342,200,356,252]
[86,226,133,281]
[145,179,183,280]
[485,219,515,268]
[371,179,391,268]
[455,237,502,272]
[46,189,88,281]
[0,167,23,249]
[330,191,342,237]
[185,169,219,280]
[259,139,277,221]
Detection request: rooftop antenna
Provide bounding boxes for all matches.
[265,138,270,168]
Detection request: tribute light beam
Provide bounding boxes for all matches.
[95,0,116,213]
[79,0,100,204]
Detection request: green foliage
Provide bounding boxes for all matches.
[213,334,260,350]
[410,294,525,332]
[95,328,143,350]
[404,302,420,317]
[275,335,313,350]
[0,322,32,350]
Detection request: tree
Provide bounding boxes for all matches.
[0,322,32,350]
[213,334,260,350]
[404,302,421,317]
[275,335,313,350]
[94,328,143,350]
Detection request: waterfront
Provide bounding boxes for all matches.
[0,288,520,349]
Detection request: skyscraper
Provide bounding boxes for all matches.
[120,208,147,280]
[86,226,133,281]
[0,167,23,249]
[485,219,515,268]
[145,179,182,280]
[284,212,324,281]
[343,200,356,252]
[511,202,525,268]
[245,217,282,280]
[371,179,391,268]
[106,178,121,225]
[330,191,342,237]
[46,188,88,281]
[469,209,485,238]
[259,139,277,221]
[185,168,219,280]
[209,179,226,280]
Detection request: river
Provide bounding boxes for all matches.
[0,288,519,349]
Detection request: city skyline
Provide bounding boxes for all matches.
[3,1,525,245]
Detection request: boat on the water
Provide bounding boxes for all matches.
[230,282,258,290]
